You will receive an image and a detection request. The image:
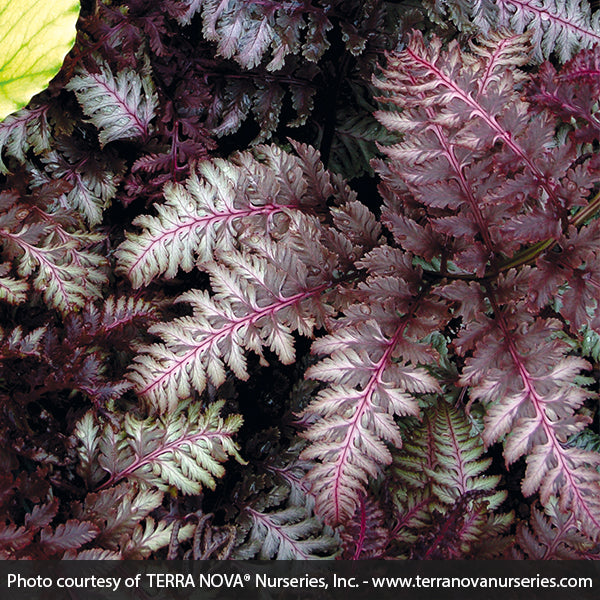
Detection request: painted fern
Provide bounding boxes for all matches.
[0,192,108,315]
[390,402,512,558]
[116,144,332,288]
[75,398,244,493]
[301,249,443,525]
[425,0,600,62]
[66,60,157,147]
[2,0,600,561]
[0,105,51,173]
[128,226,338,413]
[178,0,333,71]
[233,440,338,559]
[118,143,375,413]
[371,30,600,538]
[512,499,598,559]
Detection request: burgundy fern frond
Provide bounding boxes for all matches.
[512,500,599,559]
[341,496,389,559]
[448,278,600,538]
[301,251,444,525]
[527,45,600,143]
[2,0,600,561]
[375,31,572,245]
[39,521,100,554]
[371,28,600,544]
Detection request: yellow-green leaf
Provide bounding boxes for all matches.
[0,0,80,121]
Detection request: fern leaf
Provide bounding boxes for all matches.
[250,81,285,143]
[288,77,317,128]
[374,31,567,248]
[301,252,444,525]
[0,324,46,359]
[76,295,158,342]
[71,484,192,558]
[0,523,33,552]
[66,61,157,147]
[429,403,506,508]
[117,145,331,288]
[1,226,108,314]
[238,505,335,559]
[0,262,28,304]
[207,77,253,137]
[197,1,330,71]
[74,484,164,551]
[373,29,600,302]
[302,11,333,65]
[527,46,600,143]
[569,428,600,454]
[74,410,104,488]
[341,497,390,559]
[452,279,600,540]
[39,521,99,553]
[422,0,496,33]
[391,402,512,558]
[326,110,399,179]
[0,105,50,173]
[117,158,285,288]
[24,501,59,531]
[128,228,336,412]
[121,517,194,559]
[76,399,244,494]
[206,60,319,139]
[40,140,121,226]
[65,549,122,559]
[495,0,600,62]
[513,499,597,558]
[170,0,203,25]
[426,0,600,63]
[233,442,338,559]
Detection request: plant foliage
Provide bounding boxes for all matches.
[0,0,80,120]
[0,0,599,560]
